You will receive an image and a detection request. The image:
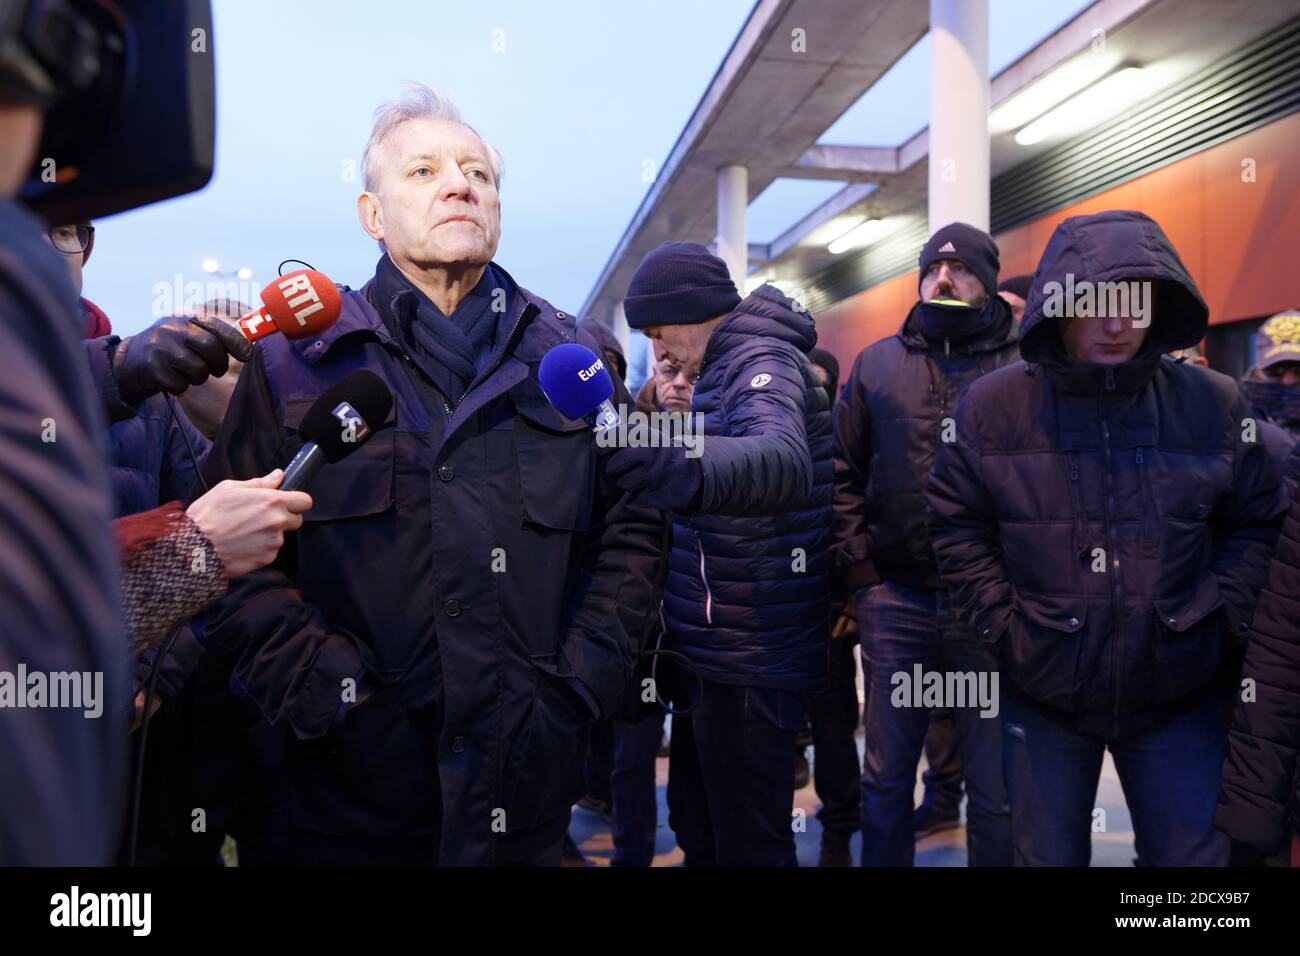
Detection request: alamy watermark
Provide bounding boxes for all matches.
[1040,274,1152,327]
[890,665,999,719]
[0,665,103,718]
[595,403,705,459]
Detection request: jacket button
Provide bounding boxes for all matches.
[438,464,454,482]
[1238,622,1248,633]
[1168,617,1177,626]
[444,599,462,617]
[450,735,465,754]
[1068,617,1079,628]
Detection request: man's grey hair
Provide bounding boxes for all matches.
[360,83,505,194]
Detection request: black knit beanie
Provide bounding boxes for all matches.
[918,223,1000,298]
[624,241,741,329]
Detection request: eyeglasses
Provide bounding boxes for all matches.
[47,223,95,256]
[655,363,697,385]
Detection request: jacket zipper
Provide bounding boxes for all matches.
[693,529,714,624]
[1101,366,1122,736]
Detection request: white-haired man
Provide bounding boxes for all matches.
[196,85,664,866]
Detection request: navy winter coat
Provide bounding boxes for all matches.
[662,284,832,692]
[104,392,210,518]
[834,295,1020,592]
[196,258,664,864]
[1217,439,1300,854]
[926,210,1282,737]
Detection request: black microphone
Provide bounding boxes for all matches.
[281,370,394,492]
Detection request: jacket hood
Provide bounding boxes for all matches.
[577,317,626,379]
[1021,210,1208,364]
[705,283,816,362]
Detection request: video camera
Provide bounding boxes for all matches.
[1,0,215,223]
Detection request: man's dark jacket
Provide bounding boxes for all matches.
[1217,440,1300,855]
[662,284,832,691]
[834,295,1020,593]
[196,257,664,864]
[0,196,127,864]
[926,210,1282,738]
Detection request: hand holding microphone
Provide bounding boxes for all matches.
[539,342,701,512]
[185,469,313,578]
[111,269,342,405]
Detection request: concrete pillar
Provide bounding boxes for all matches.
[928,0,989,233]
[612,301,631,370]
[716,164,748,286]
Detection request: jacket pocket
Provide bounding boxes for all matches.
[513,415,592,533]
[1151,577,1224,705]
[296,427,396,522]
[1005,593,1086,713]
[288,684,439,839]
[501,665,592,833]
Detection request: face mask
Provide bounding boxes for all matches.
[917,297,987,342]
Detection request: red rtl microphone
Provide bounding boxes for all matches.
[236,270,343,342]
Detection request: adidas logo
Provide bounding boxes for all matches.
[937,241,957,254]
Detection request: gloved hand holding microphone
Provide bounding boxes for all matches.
[539,341,702,513]
[108,268,342,405]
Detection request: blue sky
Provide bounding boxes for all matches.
[86,0,1091,335]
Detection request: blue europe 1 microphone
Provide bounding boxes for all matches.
[538,343,620,431]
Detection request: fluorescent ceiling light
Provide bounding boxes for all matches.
[828,218,885,255]
[1014,66,1151,146]
[990,52,1119,134]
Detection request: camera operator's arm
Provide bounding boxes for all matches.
[86,315,251,423]
[194,347,376,740]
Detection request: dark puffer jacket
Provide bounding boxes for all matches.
[663,284,832,691]
[834,295,1020,592]
[80,299,212,518]
[926,210,1282,737]
[1216,439,1300,854]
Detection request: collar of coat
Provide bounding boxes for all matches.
[285,259,586,437]
[289,259,578,369]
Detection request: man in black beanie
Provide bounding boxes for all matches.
[834,221,1017,866]
[607,240,832,866]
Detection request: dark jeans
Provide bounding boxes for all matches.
[584,719,615,808]
[811,631,861,846]
[922,708,963,810]
[1002,690,1230,866]
[857,581,1010,866]
[668,680,809,866]
[610,711,666,866]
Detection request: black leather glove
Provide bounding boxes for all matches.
[110,315,253,405]
[606,443,704,513]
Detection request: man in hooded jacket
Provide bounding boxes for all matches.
[926,210,1282,866]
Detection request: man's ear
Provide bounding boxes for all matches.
[357,192,384,243]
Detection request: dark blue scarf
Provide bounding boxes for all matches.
[374,255,503,409]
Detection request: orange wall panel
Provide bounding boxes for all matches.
[815,110,1300,364]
